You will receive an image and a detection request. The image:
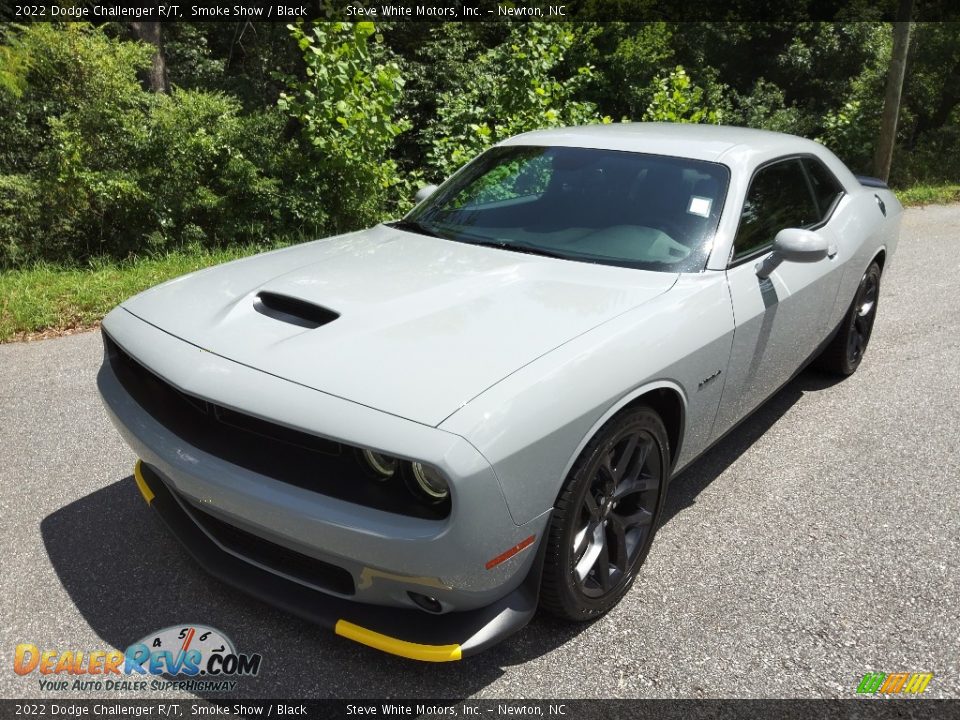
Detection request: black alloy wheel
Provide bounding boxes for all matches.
[847,267,880,366]
[817,261,882,376]
[540,406,668,621]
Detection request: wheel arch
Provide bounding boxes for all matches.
[558,381,687,490]
[871,247,887,274]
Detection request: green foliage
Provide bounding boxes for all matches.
[136,90,290,248]
[728,79,802,133]
[0,25,31,98]
[893,124,960,186]
[279,21,411,228]
[1,18,959,274]
[0,24,152,265]
[161,24,228,93]
[0,23,153,176]
[427,23,610,179]
[642,66,724,124]
[0,24,310,267]
[0,174,40,267]
[566,22,675,121]
[389,24,494,174]
[817,99,877,170]
[811,24,889,172]
[161,23,303,110]
[891,23,960,185]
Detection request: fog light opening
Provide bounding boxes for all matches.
[408,592,443,614]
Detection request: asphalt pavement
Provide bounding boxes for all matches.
[1,204,958,700]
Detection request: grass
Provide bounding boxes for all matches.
[0,243,289,342]
[895,183,960,207]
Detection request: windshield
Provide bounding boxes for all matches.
[403,145,730,272]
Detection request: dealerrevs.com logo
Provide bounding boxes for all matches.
[14,624,262,693]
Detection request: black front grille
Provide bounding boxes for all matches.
[183,499,355,596]
[103,332,449,519]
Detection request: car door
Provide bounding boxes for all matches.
[713,157,845,435]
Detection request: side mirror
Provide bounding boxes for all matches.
[756,228,833,279]
[414,184,439,205]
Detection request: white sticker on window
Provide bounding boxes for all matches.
[688,196,712,218]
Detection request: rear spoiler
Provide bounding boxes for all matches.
[855,175,889,189]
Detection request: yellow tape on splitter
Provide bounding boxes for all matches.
[335,620,462,662]
[133,460,155,505]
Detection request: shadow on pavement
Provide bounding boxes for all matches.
[41,368,841,699]
[40,478,581,699]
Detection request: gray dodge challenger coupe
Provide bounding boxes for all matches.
[98,123,901,661]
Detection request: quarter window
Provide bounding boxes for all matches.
[733,159,820,261]
[802,157,845,218]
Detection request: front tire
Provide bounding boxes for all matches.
[816,261,881,376]
[540,406,669,621]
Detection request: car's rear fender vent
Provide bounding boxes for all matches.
[253,291,338,329]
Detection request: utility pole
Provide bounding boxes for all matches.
[873,0,914,182]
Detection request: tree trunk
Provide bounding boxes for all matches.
[873,0,914,182]
[129,21,168,94]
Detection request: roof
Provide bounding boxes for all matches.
[497,122,825,165]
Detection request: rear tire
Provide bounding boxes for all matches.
[816,262,881,376]
[539,406,668,622]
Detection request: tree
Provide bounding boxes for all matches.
[129,20,169,93]
[642,66,724,124]
[0,28,30,98]
[278,22,411,228]
[427,23,608,179]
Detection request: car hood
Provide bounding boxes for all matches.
[123,225,677,426]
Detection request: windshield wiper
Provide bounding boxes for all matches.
[388,218,446,239]
[392,221,568,261]
[461,237,568,260]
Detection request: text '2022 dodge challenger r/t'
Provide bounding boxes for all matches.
[98,123,900,661]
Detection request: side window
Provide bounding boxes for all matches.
[802,158,845,218]
[733,159,819,261]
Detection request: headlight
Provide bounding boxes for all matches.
[360,449,399,479]
[410,462,449,501]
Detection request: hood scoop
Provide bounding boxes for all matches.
[253,291,339,330]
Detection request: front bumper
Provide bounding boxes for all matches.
[134,461,542,661]
[97,308,551,658]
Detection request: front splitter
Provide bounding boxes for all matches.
[133,461,543,661]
